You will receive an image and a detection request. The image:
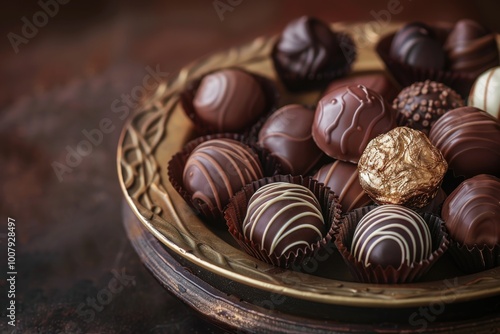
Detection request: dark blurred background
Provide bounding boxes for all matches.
[0,1,499,333]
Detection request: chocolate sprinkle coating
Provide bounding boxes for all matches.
[358,127,448,208]
[393,80,464,135]
[442,174,500,247]
[243,182,325,258]
[429,106,500,179]
[183,139,263,212]
[351,205,432,269]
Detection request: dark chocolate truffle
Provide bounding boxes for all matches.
[351,205,432,269]
[393,80,464,135]
[390,22,445,70]
[429,106,500,178]
[272,16,355,91]
[358,127,448,208]
[313,161,371,212]
[258,104,324,175]
[442,174,500,247]
[444,19,499,77]
[192,69,267,132]
[324,72,399,103]
[242,182,325,257]
[312,84,396,163]
[183,138,263,211]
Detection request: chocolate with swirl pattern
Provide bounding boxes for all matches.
[257,104,324,175]
[192,69,267,132]
[312,84,396,163]
[442,174,500,247]
[242,182,325,258]
[444,19,499,77]
[272,16,356,91]
[351,205,432,269]
[183,138,263,212]
[429,106,500,179]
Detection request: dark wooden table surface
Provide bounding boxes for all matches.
[1,1,499,333]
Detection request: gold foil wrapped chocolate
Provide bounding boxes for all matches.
[358,127,447,208]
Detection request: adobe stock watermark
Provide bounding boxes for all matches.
[213,0,244,21]
[408,276,460,332]
[76,268,136,323]
[51,64,169,182]
[7,0,71,54]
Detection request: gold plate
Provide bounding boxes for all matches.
[117,23,500,309]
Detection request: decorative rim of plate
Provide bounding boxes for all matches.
[117,22,500,308]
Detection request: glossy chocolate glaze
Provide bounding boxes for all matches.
[258,104,324,175]
[429,106,500,178]
[243,182,325,257]
[313,160,371,212]
[312,84,396,163]
[193,69,267,132]
[442,174,500,247]
[393,80,464,135]
[183,139,263,211]
[351,205,432,269]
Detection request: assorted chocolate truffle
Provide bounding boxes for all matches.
[258,104,324,175]
[442,174,500,248]
[393,80,464,135]
[183,138,263,212]
[242,182,325,257]
[313,160,371,212]
[351,205,433,269]
[312,84,396,163]
[390,22,445,70]
[272,16,355,91]
[444,19,499,78]
[429,106,500,178]
[468,66,500,119]
[324,72,400,103]
[190,68,268,132]
[358,127,448,208]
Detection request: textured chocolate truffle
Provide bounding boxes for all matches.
[272,16,355,91]
[313,161,371,212]
[192,69,267,132]
[468,66,500,119]
[442,174,500,247]
[393,80,464,135]
[324,72,399,103]
[358,127,448,208]
[183,139,263,211]
[312,84,396,163]
[242,182,325,257]
[429,106,500,178]
[351,205,432,269]
[390,22,445,70]
[444,19,499,77]
[258,105,323,175]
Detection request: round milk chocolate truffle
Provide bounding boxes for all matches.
[468,66,500,119]
[390,22,445,70]
[444,19,499,77]
[429,107,500,178]
[258,105,323,175]
[358,127,448,208]
[442,174,500,247]
[183,139,263,211]
[192,69,267,132]
[312,84,396,163]
[393,80,464,135]
[272,16,355,91]
[243,182,325,257]
[313,161,371,212]
[351,205,432,269]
